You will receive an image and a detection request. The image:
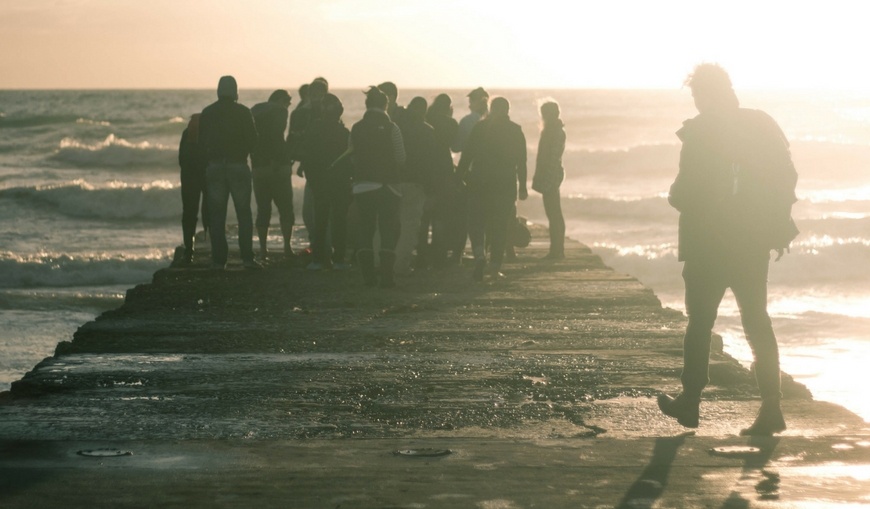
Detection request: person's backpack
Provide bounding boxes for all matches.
[723,109,800,251]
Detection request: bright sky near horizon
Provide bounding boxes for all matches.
[1,0,868,91]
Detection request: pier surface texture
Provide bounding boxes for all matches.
[2,231,868,508]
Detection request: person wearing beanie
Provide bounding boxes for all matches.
[198,75,261,270]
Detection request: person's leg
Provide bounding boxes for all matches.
[487,194,513,272]
[197,169,209,239]
[466,189,487,280]
[659,260,727,427]
[543,190,565,258]
[206,163,230,268]
[272,165,296,256]
[394,183,426,275]
[252,165,273,259]
[354,190,378,286]
[227,163,256,265]
[732,252,785,435]
[180,168,200,259]
[309,181,331,266]
[377,187,402,287]
[504,201,518,261]
[302,179,314,246]
[329,181,351,265]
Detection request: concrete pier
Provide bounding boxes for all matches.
[2,232,868,508]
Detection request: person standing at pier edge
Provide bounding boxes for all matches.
[199,75,261,270]
[457,96,528,282]
[251,90,293,260]
[172,113,209,267]
[531,101,567,260]
[421,93,459,268]
[658,63,799,435]
[350,87,406,287]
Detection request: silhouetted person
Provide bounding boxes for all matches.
[447,87,489,265]
[302,93,352,270]
[457,96,528,281]
[296,78,329,254]
[394,96,437,276]
[378,81,407,128]
[199,75,260,270]
[350,87,406,287]
[532,101,567,259]
[173,113,209,267]
[421,93,459,268]
[251,89,293,259]
[658,64,799,436]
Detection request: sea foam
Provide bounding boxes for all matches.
[50,134,175,168]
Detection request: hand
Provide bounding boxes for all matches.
[296,166,305,178]
[774,247,787,261]
[519,187,528,200]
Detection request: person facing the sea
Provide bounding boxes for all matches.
[420,93,459,269]
[457,96,528,282]
[295,78,329,255]
[658,63,799,435]
[531,100,567,260]
[199,75,261,270]
[300,93,353,271]
[173,113,209,267]
[251,90,294,260]
[394,96,437,276]
[350,86,406,288]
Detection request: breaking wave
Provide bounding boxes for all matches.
[0,251,170,289]
[49,134,176,168]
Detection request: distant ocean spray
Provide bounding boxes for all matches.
[1,88,868,422]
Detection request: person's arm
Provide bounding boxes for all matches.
[391,123,406,167]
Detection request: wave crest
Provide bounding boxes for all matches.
[50,134,176,168]
[0,251,170,289]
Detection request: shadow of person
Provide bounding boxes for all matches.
[718,436,782,508]
[616,432,692,509]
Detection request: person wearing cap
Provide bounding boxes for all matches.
[199,75,261,270]
[251,89,293,261]
[452,87,489,153]
[456,96,528,281]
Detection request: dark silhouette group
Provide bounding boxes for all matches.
[175,77,568,285]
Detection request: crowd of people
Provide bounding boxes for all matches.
[174,76,567,286]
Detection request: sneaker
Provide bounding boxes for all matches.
[306,262,324,271]
[657,393,700,428]
[243,259,263,270]
[209,262,226,271]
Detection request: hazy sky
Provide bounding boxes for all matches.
[1,0,867,90]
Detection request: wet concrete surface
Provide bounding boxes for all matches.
[1,232,868,508]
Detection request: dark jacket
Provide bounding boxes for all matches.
[457,115,527,197]
[400,117,437,188]
[301,119,351,184]
[250,101,289,167]
[427,112,459,192]
[532,121,566,194]
[670,108,798,261]
[199,98,258,164]
[351,110,402,185]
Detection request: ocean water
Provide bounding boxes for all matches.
[1,89,868,423]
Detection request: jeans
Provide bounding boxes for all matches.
[394,182,426,274]
[355,187,400,253]
[467,188,514,270]
[680,252,782,402]
[207,161,255,265]
[252,163,295,243]
[310,178,352,264]
[181,166,208,252]
[542,189,565,256]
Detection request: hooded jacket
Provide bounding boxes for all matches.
[250,100,289,167]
